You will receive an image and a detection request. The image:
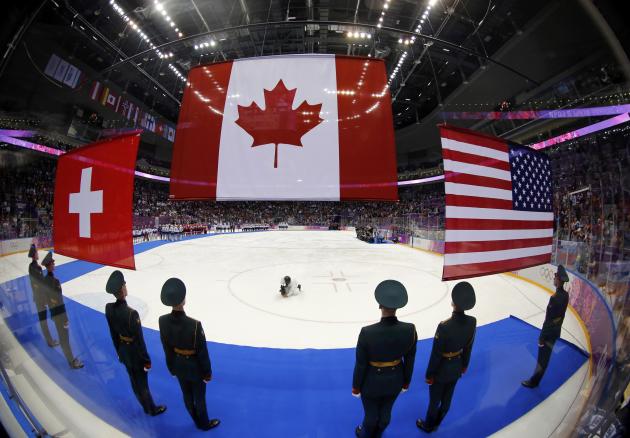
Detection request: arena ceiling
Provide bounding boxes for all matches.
[8,0,627,164]
[46,0,545,122]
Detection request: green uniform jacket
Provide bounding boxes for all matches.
[28,261,46,304]
[426,312,476,383]
[353,316,417,398]
[159,310,212,382]
[539,286,569,343]
[42,271,68,322]
[105,299,151,369]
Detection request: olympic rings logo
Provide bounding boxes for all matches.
[539,266,555,282]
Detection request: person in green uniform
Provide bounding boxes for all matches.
[27,244,58,347]
[40,251,83,369]
[417,281,476,433]
[105,270,166,416]
[159,278,220,431]
[522,265,570,388]
[352,280,418,438]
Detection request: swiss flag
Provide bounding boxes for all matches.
[53,132,140,269]
[170,55,398,201]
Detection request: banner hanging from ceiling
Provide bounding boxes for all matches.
[169,54,398,201]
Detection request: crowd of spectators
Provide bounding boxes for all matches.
[133,177,435,227]
[1,126,629,274]
[0,156,54,239]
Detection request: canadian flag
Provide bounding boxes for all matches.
[170,55,398,201]
[53,132,140,269]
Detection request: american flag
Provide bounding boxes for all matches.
[440,125,553,281]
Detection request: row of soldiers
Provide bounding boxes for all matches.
[27,245,84,369]
[28,243,570,435]
[352,265,570,437]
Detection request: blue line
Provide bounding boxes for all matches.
[0,374,36,436]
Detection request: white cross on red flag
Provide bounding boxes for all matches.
[53,132,140,269]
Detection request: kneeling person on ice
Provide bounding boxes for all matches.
[280,276,302,297]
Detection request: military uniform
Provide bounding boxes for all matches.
[523,265,570,388]
[41,252,83,369]
[27,245,56,346]
[353,280,417,438]
[159,278,219,431]
[105,271,165,416]
[418,282,476,433]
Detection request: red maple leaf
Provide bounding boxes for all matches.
[235,80,323,168]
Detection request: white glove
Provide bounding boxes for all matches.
[400,387,408,394]
[143,367,150,372]
[352,392,361,398]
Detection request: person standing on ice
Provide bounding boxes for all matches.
[352,280,417,438]
[279,275,302,297]
[105,270,166,417]
[159,278,220,431]
[417,281,476,433]
[522,264,570,389]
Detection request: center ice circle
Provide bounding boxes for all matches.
[227,261,448,324]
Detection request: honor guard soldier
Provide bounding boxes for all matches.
[522,265,570,388]
[105,271,166,416]
[352,280,417,438]
[417,281,476,433]
[40,251,84,369]
[159,278,220,431]
[27,244,58,347]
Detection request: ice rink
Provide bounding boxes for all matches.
[0,230,591,437]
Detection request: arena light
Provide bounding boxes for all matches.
[530,112,630,150]
[397,174,444,185]
[440,104,630,120]
[154,1,183,38]
[109,0,166,59]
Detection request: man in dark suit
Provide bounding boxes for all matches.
[40,251,83,369]
[417,281,476,433]
[352,280,417,438]
[27,244,58,347]
[522,265,570,388]
[159,278,220,431]
[105,270,166,416]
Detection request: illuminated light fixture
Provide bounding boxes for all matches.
[398,38,403,43]
[378,17,383,22]
[377,23,382,28]
[429,0,438,5]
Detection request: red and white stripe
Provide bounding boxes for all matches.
[441,126,553,280]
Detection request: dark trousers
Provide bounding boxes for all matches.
[51,314,75,364]
[360,394,398,438]
[425,380,458,428]
[126,365,157,413]
[177,377,209,428]
[35,302,54,345]
[529,338,557,385]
